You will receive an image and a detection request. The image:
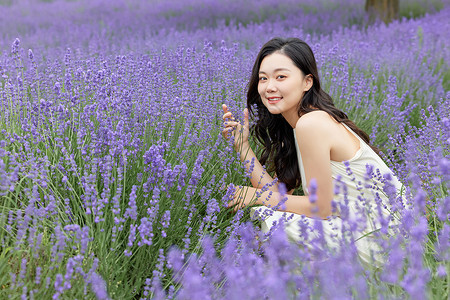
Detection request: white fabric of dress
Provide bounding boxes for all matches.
[250,124,405,266]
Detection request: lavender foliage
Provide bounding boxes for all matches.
[0,0,449,299]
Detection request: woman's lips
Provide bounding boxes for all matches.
[267,97,282,104]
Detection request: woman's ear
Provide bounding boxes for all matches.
[304,74,313,92]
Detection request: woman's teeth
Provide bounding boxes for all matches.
[268,97,282,103]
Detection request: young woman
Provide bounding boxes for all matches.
[222,37,404,265]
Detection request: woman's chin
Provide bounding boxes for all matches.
[265,107,283,115]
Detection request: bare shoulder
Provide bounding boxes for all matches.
[295,110,337,135]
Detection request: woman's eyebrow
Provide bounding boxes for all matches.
[259,68,291,74]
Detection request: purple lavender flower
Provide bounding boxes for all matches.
[54,273,64,295]
[90,273,109,300]
[11,38,20,54]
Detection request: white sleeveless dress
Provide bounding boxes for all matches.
[250,124,405,266]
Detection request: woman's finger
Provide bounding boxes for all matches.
[222,103,228,114]
[222,128,232,135]
[222,112,234,121]
[222,126,237,135]
[243,108,249,128]
[223,121,239,127]
[222,127,236,139]
[222,105,234,121]
[227,200,240,212]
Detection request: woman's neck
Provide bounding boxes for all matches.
[282,112,300,129]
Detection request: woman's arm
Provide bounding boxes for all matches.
[222,104,279,191]
[229,111,336,219]
[231,185,322,218]
[294,111,334,218]
[238,142,279,190]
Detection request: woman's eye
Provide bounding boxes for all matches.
[259,77,267,81]
[277,75,286,79]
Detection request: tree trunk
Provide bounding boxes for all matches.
[365,0,399,24]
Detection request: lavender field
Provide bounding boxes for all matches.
[0,0,449,299]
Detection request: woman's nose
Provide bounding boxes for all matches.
[266,80,277,92]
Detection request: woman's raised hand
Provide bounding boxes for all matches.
[222,104,250,152]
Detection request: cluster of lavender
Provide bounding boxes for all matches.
[1,0,446,56]
[0,0,449,299]
[0,0,369,51]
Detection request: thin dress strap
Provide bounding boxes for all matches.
[341,123,364,143]
[339,123,375,156]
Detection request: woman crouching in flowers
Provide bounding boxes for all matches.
[222,37,405,266]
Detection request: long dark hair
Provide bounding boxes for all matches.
[247,37,378,191]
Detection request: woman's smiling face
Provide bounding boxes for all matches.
[257,51,311,124]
